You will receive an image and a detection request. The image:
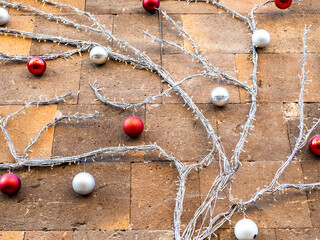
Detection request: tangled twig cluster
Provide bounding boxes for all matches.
[0,0,319,239]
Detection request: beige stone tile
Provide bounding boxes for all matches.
[0,105,56,163]
[0,163,130,230]
[0,231,24,240]
[131,162,200,229]
[24,231,73,240]
[0,16,35,55]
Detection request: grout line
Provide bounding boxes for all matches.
[84,0,87,12]
[283,103,313,225]
[129,156,133,231]
[159,10,164,104]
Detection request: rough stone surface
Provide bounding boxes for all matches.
[9,0,86,15]
[30,15,114,56]
[0,163,130,231]
[218,0,320,14]
[286,103,320,161]
[182,14,251,54]
[74,230,173,240]
[162,54,239,104]
[0,0,318,239]
[85,0,143,15]
[285,103,320,228]
[161,1,218,14]
[255,13,320,54]
[302,160,320,228]
[216,103,291,161]
[0,57,81,104]
[0,231,24,240]
[0,15,35,55]
[52,104,145,162]
[79,57,161,105]
[0,105,56,163]
[200,161,312,229]
[145,103,215,162]
[237,54,320,103]
[131,162,200,230]
[113,14,160,55]
[218,228,276,240]
[24,231,73,240]
[161,14,184,55]
[275,228,320,240]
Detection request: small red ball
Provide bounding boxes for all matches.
[143,0,160,13]
[27,56,47,76]
[0,173,21,196]
[275,0,292,9]
[123,116,144,137]
[309,136,320,156]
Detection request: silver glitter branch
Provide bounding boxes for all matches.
[0,0,229,170]
[21,111,101,158]
[89,74,210,109]
[0,0,318,240]
[189,24,319,240]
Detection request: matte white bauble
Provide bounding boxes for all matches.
[252,29,270,48]
[89,46,108,65]
[72,172,95,195]
[234,218,258,240]
[210,87,229,107]
[0,8,9,26]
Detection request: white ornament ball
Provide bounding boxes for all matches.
[234,218,258,240]
[89,46,108,65]
[72,172,95,195]
[252,29,270,48]
[0,8,9,26]
[210,87,229,107]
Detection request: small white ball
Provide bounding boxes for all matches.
[0,8,9,26]
[72,172,95,195]
[252,29,270,48]
[210,87,229,107]
[234,218,258,240]
[89,46,108,65]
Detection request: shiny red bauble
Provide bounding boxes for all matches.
[275,0,292,9]
[309,135,320,156]
[0,173,21,196]
[143,0,160,13]
[27,56,47,75]
[123,116,144,137]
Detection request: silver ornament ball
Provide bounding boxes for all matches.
[89,46,108,65]
[210,87,229,107]
[72,172,95,195]
[252,29,270,48]
[234,218,258,240]
[0,8,9,26]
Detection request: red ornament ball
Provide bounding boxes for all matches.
[27,56,47,76]
[0,173,21,196]
[275,0,292,9]
[123,116,144,137]
[143,0,160,13]
[309,135,320,156]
